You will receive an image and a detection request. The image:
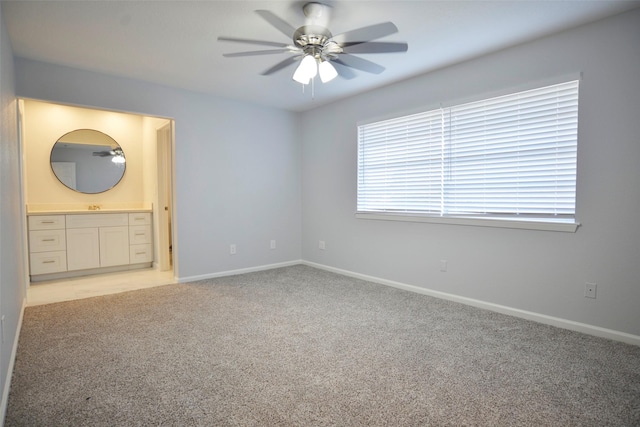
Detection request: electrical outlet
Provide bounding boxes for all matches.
[319,240,325,250]
[440,260,448,272]
[230,244,236,255]
[270,240,276,249]
[585,283,597,299]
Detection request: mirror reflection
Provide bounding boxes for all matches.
[50,129,126,194]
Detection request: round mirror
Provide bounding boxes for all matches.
[50,129,126,194]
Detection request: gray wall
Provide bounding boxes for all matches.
[300,9,640,337]
[15,59,303,280]
[0,3,27,418]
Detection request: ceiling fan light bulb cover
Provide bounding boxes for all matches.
[301,54,318,78]
[319,60,338,83]
[292,62,311,84]
[292,54,318,84]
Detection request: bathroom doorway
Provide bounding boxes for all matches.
[20,99,177,300]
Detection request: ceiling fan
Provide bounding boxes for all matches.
[218,2,408,85]
[93,147,125,164]
[92,148,122,157]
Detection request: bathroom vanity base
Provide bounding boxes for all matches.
[28,211,153,282]
[30,262,153,283]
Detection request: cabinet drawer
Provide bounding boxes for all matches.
[28,215,65,230]
[30,251,67,275]
[129,225,152,244]
[129,212,151,226]
[66,213,128,229]
[29,229,66,253]
[130,244,153,263]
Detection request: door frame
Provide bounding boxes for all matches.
[156,122,174,272]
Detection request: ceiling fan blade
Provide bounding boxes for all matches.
[331,61,357,80]
[217,37,289,48]
[223,49,293,58]
[331,22,399,46]
[341,42,408,54]
[261,56,300,76]
[334,54,385,74]
[255,10,297,40]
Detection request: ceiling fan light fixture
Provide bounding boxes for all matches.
[292,68,310,85]
[318,59,338,83]
[110,147,125,164]
[220,3,409,92]
[292,54,318,84]
[111,155,126,164]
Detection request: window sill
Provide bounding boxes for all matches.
[355,213,580,232]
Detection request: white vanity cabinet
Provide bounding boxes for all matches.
[128,213,153,263]
[28,211,153,281]
[28,215,67,275]
[66,213,130,271]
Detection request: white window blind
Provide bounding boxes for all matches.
[357,109,444,213]
[357,80,579,221]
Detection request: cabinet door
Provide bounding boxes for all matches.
[67,228,100,271]
[99,226,130,267]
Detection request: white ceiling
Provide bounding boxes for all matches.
[3,0,639,112]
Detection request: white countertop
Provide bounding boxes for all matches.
[28,209,152,215]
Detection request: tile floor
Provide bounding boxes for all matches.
[27,268,178,306]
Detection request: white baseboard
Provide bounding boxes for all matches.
[178,260,303,283]
[1,297,26,427]
[302,261,640,347]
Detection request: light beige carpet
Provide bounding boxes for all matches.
[6,265,640,426]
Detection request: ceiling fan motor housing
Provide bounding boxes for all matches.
[303,2,331,25]
[294,25,342,59]
[294,25,330,47]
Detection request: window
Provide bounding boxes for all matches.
[357,80,579,231]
